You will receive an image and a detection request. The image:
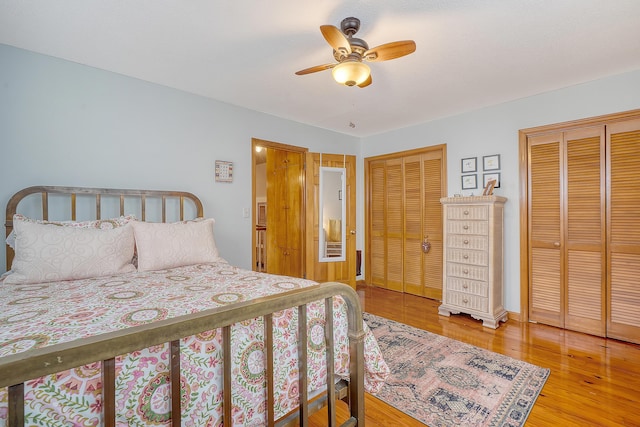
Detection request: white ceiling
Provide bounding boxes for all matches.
[2,0,640,137]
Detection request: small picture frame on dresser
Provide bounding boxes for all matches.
[461,174,477,190]
[482,179,497,196]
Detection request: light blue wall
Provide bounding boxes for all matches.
[3,43,640,314]
[360,69,640,312]
[0,44,359,271]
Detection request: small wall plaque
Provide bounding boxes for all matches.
[215,160,233,183]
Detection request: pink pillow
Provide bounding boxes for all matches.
[131,219,220,272]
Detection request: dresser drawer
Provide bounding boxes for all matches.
[447,205,488,221]
[446,262,488,282]
[446,277,488,297]
[444,291,489,312]
[446,220,488,235]
[447,248,488,266]
[447,234,488,251]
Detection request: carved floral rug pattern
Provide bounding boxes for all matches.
[364,313,550,427]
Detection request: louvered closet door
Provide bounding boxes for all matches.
[403,153,444,298]
[529,129,606,335]
[386,158,404,292]
[366,145,446,296]
[607,118,640,344]
[422,152,444,299]
[403,155,423,295]
[528,133,563,327]
[369,160,387,287]
[564,127,605,337]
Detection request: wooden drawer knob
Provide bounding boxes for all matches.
[463,269,469,274]
[463,239,469,244]
[463,225,469,230]
[462,298,469,304]
[464,210,469,215]
[463,255,469,259]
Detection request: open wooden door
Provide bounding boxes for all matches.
[305,153,356,289]
[264,145,305,278]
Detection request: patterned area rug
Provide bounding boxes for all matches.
[364,313,550,427]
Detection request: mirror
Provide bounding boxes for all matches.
[319,166,346,262]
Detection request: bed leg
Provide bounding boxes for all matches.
[170,340,182,426]
[102,358,116,427]
[8,383,24,426]
[348,329,366,424]
[324,297,337,426]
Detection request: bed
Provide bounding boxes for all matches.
[0,186,388,426]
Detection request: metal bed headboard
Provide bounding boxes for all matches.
[5,185,204,271]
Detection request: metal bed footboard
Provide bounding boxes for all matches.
[0,282,365,426]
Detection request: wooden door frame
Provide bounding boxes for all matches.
[363,144,447,291]
[518,108,640,323]
[251,138,308,276]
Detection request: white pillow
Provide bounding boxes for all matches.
[5,214,137,249]
[4,220,136,285]
[131,218,220,272]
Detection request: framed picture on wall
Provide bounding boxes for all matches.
[461,174,477,190]
[461,157,477,173]
[483,154,500,171]
[215,160,234,182]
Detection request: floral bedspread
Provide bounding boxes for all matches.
[0,261,389,426]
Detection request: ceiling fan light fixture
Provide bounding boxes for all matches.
[332,61,370,87]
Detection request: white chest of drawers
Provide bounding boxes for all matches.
[438,196,507,328]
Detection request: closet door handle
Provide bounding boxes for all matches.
[553,242,561,248]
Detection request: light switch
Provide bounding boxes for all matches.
[242,207,250,218]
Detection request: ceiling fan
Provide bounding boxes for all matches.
[295,17,416,88]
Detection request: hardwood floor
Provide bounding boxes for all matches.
[310,285,640,426]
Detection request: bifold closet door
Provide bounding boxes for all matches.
[367,148,444,297]
[369,160,387,288]
[368,158,403,292]
[607,118,640,344]
[528,134,563,327]
[403,153,443,299]
[528,127,606,337]
[384,158,404,292]
[564,127,606,337]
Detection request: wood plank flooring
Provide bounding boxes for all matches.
[310,285,640,426]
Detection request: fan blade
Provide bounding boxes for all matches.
[295,63,336,75]
[357,74,372,88]
[320,25,351,55]
[364,40,416,62]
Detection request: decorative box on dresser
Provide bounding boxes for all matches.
[438,195,507,328]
